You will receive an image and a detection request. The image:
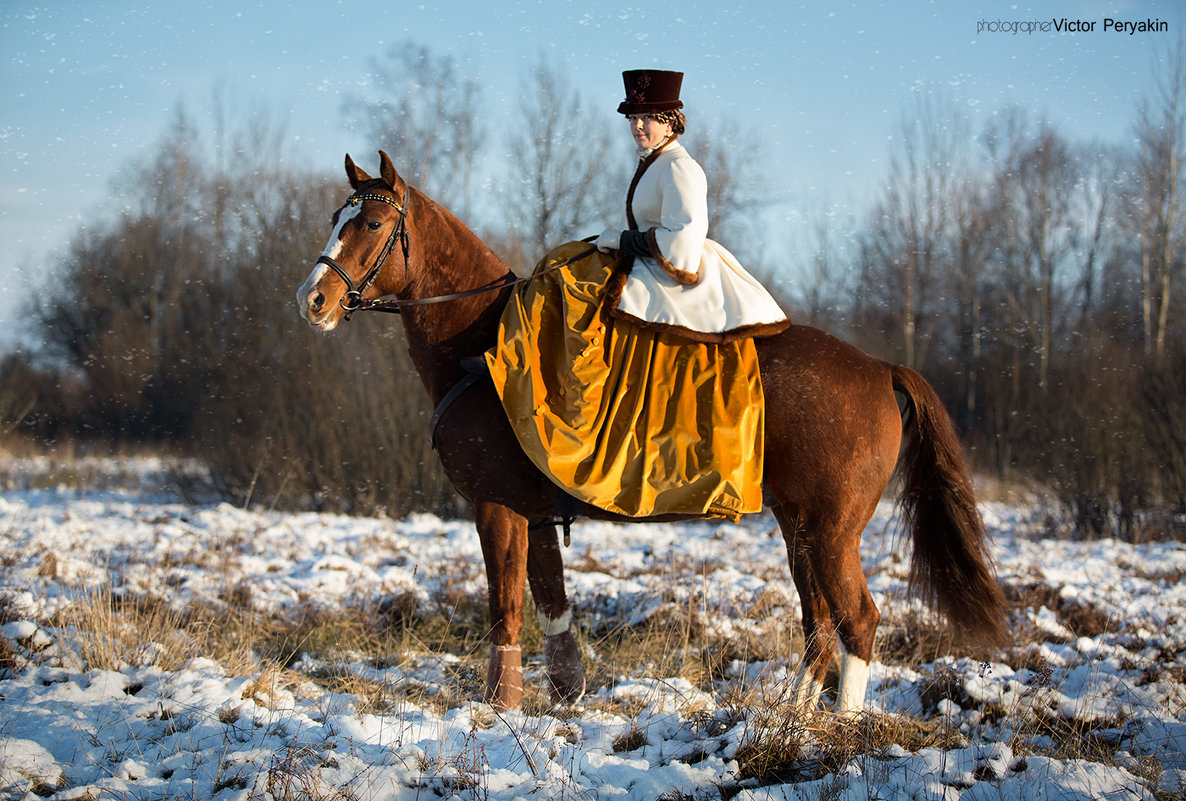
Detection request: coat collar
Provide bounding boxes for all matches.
[636,135,680,161]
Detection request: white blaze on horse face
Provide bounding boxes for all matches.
[296,202,364,328]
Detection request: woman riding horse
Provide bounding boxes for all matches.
[485,69,791,522]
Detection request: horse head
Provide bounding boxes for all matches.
[296,151,411,331]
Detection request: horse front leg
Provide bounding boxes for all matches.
[475,502,529,710]
[527,524,586,703]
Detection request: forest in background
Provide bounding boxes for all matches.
[1,42,1183,540]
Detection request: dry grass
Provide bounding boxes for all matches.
[48,585,257,674]
[0,630,18,677]
[17,571,1166,743]
[1002,580,1120,639]
[256,743,360,801]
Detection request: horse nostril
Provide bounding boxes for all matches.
[311,292,325,313]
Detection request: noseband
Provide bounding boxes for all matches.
[315,187,411,316]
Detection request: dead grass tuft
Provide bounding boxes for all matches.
[1025,711,1128,763]
[0,595,18,626]
[817,713,966,770]
[1002,581,1120,639]
[612,726,649,753]
[734,702,970,789]
[36,550,59,580]
[259,742,358,801]
[45,586,259,675]
[304,664,402,715]
[732,702,808,784]
[0,632,18,677]
[51,588,199,672]
[877,608,959,666]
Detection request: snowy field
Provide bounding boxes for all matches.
[1,455,1185,800]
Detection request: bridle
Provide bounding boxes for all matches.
[313,185,598,319]
[315,187,412,317]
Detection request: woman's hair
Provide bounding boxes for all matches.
[650,109,687,135]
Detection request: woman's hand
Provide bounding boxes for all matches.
[595,229,622,253]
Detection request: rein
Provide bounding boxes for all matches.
[318,187,598,317]
[356,248,596,315]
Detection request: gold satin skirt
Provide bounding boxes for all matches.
[484,242,764,521]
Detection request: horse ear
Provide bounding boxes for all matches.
[378,150,403,192]
[345,154,371,189]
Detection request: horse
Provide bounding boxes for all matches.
[296,151,1008,712]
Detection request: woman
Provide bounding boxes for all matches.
[595,69,789,343]
[485,69,788,521]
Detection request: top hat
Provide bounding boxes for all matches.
[617,70,684,115]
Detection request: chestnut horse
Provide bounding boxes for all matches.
[296,151,1007,712]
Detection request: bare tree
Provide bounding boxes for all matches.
[982,108,1089,391]
[1131,37,1186,364]
[504,57,622,259]
[788,203,851,331]
[683,116,771,268]
[344,42,484,222]
[1016,126,1075,390]
[948,172,995,431]
[1068,141,1119,347]
[863,93,969,369]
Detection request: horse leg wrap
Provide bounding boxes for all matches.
[485,644,523,711]
[545,640,585,706]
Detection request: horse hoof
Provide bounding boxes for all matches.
[485,644,523,711]
[544,631,586,703]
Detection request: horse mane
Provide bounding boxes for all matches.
[368,175,513,400]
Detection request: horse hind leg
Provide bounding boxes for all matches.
[776,507,880,715]
[776,508,834,709]
[818,528,880,715]
[526,523,586,703]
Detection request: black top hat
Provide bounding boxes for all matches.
[617,70,684,115]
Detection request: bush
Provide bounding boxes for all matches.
[23,117,466,518]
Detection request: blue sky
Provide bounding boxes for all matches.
[1,1,1182,336]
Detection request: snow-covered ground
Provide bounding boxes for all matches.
[1,455,1184,800]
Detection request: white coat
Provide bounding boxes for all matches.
[607,140,789,342]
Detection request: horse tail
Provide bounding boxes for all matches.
[892,364,1009,647]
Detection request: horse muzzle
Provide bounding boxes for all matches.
[296,264,342,331]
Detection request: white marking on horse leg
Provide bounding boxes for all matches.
[835,640,870,714]
[791,659,824,709]
[537,607,572,637]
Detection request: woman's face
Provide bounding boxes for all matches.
[627,114,673,150]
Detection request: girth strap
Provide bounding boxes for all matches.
[429,367,486,452]
[430,358,580,546]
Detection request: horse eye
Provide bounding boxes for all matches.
[366,220,383,231]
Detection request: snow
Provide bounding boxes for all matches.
[1,456,1183,799]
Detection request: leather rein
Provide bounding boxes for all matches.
[316,187,595,319]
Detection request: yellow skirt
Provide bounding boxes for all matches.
[484,242,764,521]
